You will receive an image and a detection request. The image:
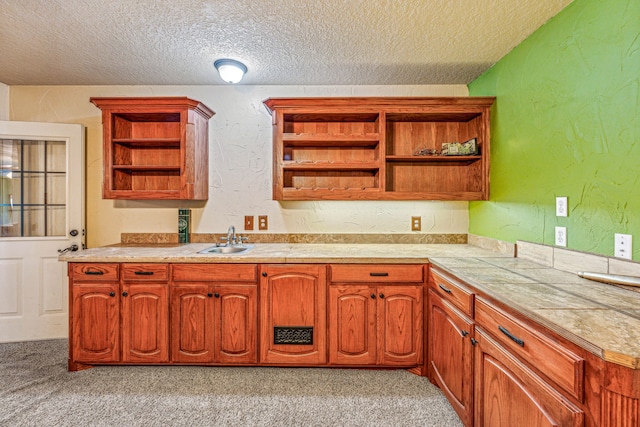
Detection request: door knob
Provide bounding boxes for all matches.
[58,244,79,254]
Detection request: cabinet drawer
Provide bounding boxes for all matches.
[429,269,473,316]
[475,297,584,401]
[330,264,424,283]
[70,263,119,282]
[172,264,258,283]
[122,263,168,281]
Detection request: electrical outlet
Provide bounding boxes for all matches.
[615,233,632,259]
[244,216,254,231]
[411,216,421,231]
[555,226,567,247]
[258,215,268,230]
[556,196,568,217]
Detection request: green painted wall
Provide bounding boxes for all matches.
[468,0,640,260]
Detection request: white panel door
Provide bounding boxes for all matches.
[0,121,84,342]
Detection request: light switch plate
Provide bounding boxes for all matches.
[556,197,568,217]
[614,233,632,259]
[244,216,254,231]
[555,226,567,247]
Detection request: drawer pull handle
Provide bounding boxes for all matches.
[438,283,452,294]
[369,272,389,277]
[499,326,525,347]
[134,271,154,275]
[84,270,104,275]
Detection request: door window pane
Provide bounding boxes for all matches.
[1,139,66,237]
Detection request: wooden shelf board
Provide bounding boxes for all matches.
[282,162,380,171]
[112,165,181,171]
[283,134,380,146]
[113,138,181,147]
[386,155,481,164]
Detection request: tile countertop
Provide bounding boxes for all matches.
[430,256,640,370]
[58,243,506,264]
[60,243,640,368]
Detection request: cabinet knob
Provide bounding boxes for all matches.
[214,292,220,298]
[262,272,267,277]
[109,292,115,297]
[470,338,478,346]
[370,293,376,299]
[207,293,213,298]
[379,293,385,299]
[461,330,469,337]
[122,291,128,297]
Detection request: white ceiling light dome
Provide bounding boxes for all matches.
[214,59,247,84]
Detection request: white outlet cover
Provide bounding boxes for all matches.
[556,197,568,217]
[614,233,632,259]
[555,226,567,247]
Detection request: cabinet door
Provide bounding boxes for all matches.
[260,264,327,364]
[213,284,257,364]
[121,283,169,363]
[171,286,214,363]
[428,289,473,426]
[377,285,423,365]
[474,329,584,427]
[329,285,376,365]
[71,284,119,363]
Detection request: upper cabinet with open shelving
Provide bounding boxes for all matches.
[91,97,214,200]
[264,97,494,201]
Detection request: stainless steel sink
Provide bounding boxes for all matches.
[197,244,254,254]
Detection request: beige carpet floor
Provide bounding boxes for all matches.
[0,339,462,427]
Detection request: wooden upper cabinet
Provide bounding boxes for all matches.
[263,97,494,201]
[90,97,214,200]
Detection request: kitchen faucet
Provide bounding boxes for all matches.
[226,225,236,246]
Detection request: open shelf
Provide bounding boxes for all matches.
[91,97,214,200]
[264,97,494,201]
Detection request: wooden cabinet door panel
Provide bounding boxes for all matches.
[214,285,257,364]
[428,289,473,426]
[329,285,376,365]
[72,284,119,362]
[474,329,584,427]
[171,286,214,363]
[378,285,423,365]
[260,264,327,364]
[121,284,169,363]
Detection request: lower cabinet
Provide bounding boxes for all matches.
[428,289,474,426]
[259,264,327,364]
[171,264,258,364]
[474,328,584,427]
[329,284,423,366]
[70,263,169,366]
[71,282,120,363]
[427,266,588,427]
[328,264,424,367]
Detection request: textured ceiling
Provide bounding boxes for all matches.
[0,0,573,86]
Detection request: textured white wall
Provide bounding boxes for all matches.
[0,83,8,120]
[9,85,470,247]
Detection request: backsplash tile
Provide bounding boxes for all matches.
[552,247,609,274]
[516,241,553,267]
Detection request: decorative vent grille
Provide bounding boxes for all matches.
[273,326,313,345]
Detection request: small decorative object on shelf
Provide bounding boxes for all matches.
[414,147,439,156]
[178,208,191,243]
[441,138,478,156]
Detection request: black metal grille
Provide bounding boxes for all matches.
[273,326,313,345]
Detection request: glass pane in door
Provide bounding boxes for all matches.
[0,139,67,238]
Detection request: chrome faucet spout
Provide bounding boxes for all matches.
[227,225,236,246]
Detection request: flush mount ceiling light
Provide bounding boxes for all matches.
[213,59,247,84]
